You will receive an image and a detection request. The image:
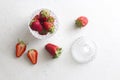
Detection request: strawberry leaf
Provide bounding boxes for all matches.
[53,48,62,58]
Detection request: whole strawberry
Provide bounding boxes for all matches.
[33,15,40,20]
[45,43,62,58]
[43,22,55,33]
[39,9,50,22]
[75,16,88,27]
[30,20,43,33]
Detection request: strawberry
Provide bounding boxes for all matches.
[27,49,38,64]
[75,16,88,27]
[30,20,43,33]
[16,40,26,57]
[33,15,40,20]
[39,16,48,22]
[43,22,55,33]
[39,9,50,22]
[45,43,62,58]
[39,29,48,35]
[47,16,55,23]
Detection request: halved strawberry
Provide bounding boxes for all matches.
[43,22,55,33]
[75,16,88,27]
[45,43,62,58]
[27,49,38,64]
[16,40,26,57]
[30,20,43,33]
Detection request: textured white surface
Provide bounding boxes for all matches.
[0,0,120,80]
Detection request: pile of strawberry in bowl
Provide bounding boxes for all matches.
[28,9,58,39]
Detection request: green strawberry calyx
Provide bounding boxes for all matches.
[29,20,35,26]
[49,26,55,33]
[47,16,54,23]
[53,48,62,58]
[75,19,83,27]
[18,39,26,45]
[40,9,50,18]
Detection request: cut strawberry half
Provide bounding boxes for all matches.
[16,40,26,57]
[45,43,62,58]
[27,49,38,64]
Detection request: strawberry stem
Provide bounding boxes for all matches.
[18,39,25,44]
[75,20,82,27]
[49,26,55,33]
[53,48,62,58]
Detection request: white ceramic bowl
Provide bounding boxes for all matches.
[28,8,59,40]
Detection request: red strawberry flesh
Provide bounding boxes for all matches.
[27,49,38,64]
[16,40,26,57]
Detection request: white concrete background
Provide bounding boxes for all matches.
[0,0,120,80]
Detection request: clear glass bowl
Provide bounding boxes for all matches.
[71,36,97,64]
[28,8,59,40]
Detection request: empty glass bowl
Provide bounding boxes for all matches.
[71,36,97,64]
